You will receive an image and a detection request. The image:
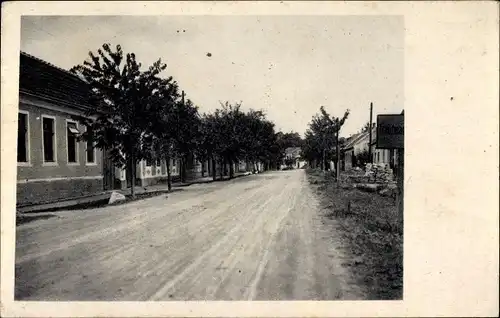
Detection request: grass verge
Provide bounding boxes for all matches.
[307,168,403,300]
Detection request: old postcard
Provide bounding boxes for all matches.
[1,1,498,317]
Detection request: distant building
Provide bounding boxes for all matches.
[369,128,394,169]
[342,131,370,170]
[342,122,402,171]
[282,147,304,169]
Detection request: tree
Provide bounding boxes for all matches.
[200,103,281,177]
[171,98,201,183]
[201,112,221,180]
[278,132,304,149]
[146,77,182,191]
[207,101,247,179]
[301,106,350,175]
[71,43,168,198]
[319,106,350,182]
[195,115,217,178]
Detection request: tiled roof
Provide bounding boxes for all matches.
[343,127,377,150]
[19,52,93,111]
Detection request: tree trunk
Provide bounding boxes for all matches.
[179,157,183,183]
[201,159,205,177]
[166,155,172,191]
[211,156,217,181]
[229,159,235,179]
[130,151,136,199]
[219,157,224,180]
[335,130,340,184]
[321,149,325,171]
[180,156,186,183]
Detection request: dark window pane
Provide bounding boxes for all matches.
[17,113,27,162]
[86,147,95,163]
[86,126,95,163]
[68,136,76,162]
[67,122,77,163]
[43,117,54,162]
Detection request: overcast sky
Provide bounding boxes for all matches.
[21,15,404,137]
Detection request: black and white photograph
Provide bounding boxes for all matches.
[14,14,404,301]
[1,1,498,317]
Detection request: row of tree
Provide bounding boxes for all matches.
[301,106,350,176]
[71,43,302,197]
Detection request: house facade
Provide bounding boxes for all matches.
[342,125,399,171]
[370,128,394,168]
[17,52,104,206]
[342,132,369,170]
[282,147,302,169]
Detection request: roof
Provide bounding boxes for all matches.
[284,147,301,157]
[343,126,377,150]
[19,52,93,111]
[342,132,366,150]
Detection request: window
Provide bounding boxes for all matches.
[66,121,79,163]
[146,157,152,166]
[377,152,380,163]
[42,116,56,163]
[172,159,176,167]
[18,112,29,163]
[156,158,161,166]
[86,126,95,164]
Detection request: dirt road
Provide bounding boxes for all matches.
[15,170,363,300]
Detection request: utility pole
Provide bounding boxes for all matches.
[396,148,404,218]
[335,118,340,184]
[180,90,186,183]
[368,102,373,163]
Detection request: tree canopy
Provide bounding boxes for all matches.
[70,42,306,191]
[301,106,350,172]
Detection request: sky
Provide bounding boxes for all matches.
[20,15,404,137]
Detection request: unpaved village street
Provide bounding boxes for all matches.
[16,170,363,301]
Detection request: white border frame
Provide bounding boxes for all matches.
[41,114,57,166]
[17,110,30,166]
[65,118,80,166]
[84,125,97,166]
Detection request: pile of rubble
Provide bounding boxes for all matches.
[337,164,398,199]
[364,163,395,184]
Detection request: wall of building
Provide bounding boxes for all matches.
[353,135,370,155]
[371,145,392,166]
[17,95,103,206]
[134,158,182,187]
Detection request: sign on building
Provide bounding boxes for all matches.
[376,114,404,149]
